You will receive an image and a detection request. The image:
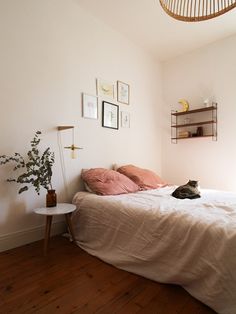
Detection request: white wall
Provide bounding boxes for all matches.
[162,34,236,191]
[0,0,162,250]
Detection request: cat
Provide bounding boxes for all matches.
[172,180,200,199]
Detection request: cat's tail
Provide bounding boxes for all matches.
[187,194,201,199]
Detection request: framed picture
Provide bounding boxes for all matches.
[82,93,98,119]
[96,78,114,99]
[102,101,119,130]
[117,81,129,105]
[121,111,130,128]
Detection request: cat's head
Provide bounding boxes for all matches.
[188,180,199,187]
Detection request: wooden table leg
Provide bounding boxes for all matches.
[44,215,53,256]
[65,213,76,242]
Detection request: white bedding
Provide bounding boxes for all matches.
[72,186,236,314]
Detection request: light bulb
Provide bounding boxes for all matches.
[71,149,77,159]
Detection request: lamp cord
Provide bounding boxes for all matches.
[57,131,69,201]
[72,127,75,147]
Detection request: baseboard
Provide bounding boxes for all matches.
[0,221,66,252]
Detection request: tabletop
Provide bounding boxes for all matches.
[34,203,76,216]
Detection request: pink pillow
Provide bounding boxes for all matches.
[117,165,167,190]
[82,168,139,195]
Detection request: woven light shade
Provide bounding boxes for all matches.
[159,0,236,22]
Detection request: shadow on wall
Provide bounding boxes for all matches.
[0,165,39,237]
[0,164,84,240]
[0,185,27,236]
[62,174,85,202]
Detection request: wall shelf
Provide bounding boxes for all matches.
[171,135,214,140]
[171,120,215,128]
[171,105,216,116]
[171,104,217,143]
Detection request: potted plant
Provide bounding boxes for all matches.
[0,131,56,207]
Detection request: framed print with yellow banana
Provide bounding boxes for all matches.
[96,78,115,99]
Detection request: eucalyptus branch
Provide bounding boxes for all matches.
[0,131,55,195]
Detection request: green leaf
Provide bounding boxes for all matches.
[19,186,29,194]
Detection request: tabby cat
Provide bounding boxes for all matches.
[172,180,200,199]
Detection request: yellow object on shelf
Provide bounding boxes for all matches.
[178,131,191,138]
[178,99,189,112]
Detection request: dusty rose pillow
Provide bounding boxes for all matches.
[82,168,139,195]
[117,165,167,190]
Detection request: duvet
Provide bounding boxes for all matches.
[72,186,236,314]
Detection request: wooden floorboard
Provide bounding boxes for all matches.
[0,236,216,314]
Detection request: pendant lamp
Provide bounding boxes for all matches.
[159,0,236,22]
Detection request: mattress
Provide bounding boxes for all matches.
[72,186,236,314]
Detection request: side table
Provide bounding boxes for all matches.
[34,203,76,255]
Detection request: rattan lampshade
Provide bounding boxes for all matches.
[159,0,236,22]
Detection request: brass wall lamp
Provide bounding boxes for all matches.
[57,126,82,159]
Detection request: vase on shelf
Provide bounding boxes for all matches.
[46,189,57,207]
[197,126,203,136]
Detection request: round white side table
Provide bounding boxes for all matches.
[34,203,76,255]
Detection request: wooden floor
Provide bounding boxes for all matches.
[0,236,216,314]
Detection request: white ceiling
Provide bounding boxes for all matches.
[75,0,236,61]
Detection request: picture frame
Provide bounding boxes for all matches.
[96,78,114,99]
[82,93,98,119]
[117,81,129,105]
[121,111,130,128]
[102,101,119,130]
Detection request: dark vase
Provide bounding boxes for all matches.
[197,126,203,136]
[46,189,57,207]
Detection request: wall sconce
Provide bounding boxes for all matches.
[57,126,83,159]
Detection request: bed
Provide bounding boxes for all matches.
[71,186,236,314]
